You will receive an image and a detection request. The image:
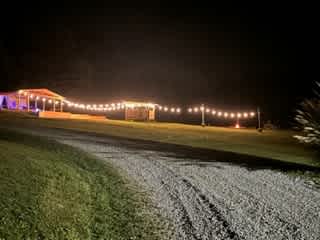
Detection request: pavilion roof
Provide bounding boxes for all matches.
[12,89,64,100]
[122,100,156,108]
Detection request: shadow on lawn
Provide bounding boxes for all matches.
[130,142,320,173]
[58,128,320,174]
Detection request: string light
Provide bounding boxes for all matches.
[17,90,257,119]
[186,105,255,120]
[26,92,257,118]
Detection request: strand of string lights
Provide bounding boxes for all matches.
[156,105,181,113]
[16,90,256,118]
[64,100,182,114]
[187,106,255,119]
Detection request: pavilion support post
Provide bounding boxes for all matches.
[35,99,38,110]
[43,101,46,112]
[125,107,128,120]
[17,94,20,110]
[60,100,63,112]
[53,100,56,112]
[27,95,30,112]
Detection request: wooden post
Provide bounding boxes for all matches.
[53,100,56,112]
[60,100,63,112]
[43,100,46,112]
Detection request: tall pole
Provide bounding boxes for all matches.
[35,97,38,110]
[257,107,261,129]
[60,100,63,112]
[53,100,56,112]
[43,100,46,112]
[201,104,205,127]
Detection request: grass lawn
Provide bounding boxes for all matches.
[0,128,163,239]
[0,111,318,168]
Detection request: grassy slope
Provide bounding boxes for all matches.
[0,129,163,239]
[0,111,318,167]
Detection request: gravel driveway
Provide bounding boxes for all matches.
[21,128,320,240]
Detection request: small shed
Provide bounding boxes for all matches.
[123,101,155,121]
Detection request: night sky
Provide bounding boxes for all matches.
[0,4,318,125]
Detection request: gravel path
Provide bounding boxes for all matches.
[22,129,320,239]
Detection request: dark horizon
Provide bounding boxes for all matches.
[0,4,318,125]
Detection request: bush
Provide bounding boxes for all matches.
[294,83,320,148]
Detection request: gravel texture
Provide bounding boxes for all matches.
[20,129,320,240]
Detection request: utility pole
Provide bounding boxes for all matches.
[257,107,261,129]
[201,104,205,127]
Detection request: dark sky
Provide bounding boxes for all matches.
[0,3,318,123]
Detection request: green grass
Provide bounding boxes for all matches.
[0,128,163,239]
[0,111,318,168]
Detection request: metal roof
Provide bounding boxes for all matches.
[0,89,65,100]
